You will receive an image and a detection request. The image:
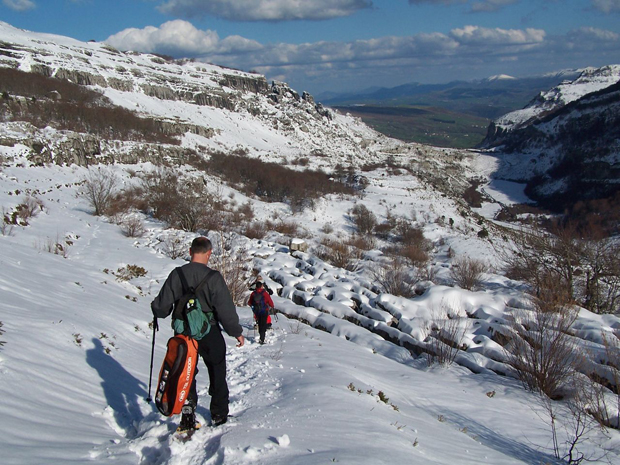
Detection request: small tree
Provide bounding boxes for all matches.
[350,203,377,235]
[82,167,119,216]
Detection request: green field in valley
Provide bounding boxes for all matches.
[335,105,490,149]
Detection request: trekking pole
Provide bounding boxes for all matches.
[146,316,158,403]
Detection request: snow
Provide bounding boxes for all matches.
[495,65,620,130]
[0,21,619,465]
[0,159,619,465]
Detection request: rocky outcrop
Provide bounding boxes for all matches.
[54,68,108,87]
[140,84,178,101]
[219,75,269,94]
[193,92,236,111]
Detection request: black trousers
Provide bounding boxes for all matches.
[256,312,268,342]
[187,327,229,418]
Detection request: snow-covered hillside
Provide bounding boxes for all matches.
[1,22,620,465]
[493,65,620,132]
[480,65,620,208]
[0,20,388,170]
[1,155,619,465]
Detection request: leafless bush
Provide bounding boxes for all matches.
[502,223,620,314]
[450,255,488,290]
[119,215,146,238]
[425,310,468,367]
[268,219,299,236]
[209,233,252,305]
[39,233,72,258]
[139,169,213,232]
[242,221,268,240]
[81,167,119,216]
[350,203,377,235]
[537,388,609,464]
[161,236,187,260]
[315,236,365,271]
[369,258,420,298]
[1,207,14,236]
[15,195,45,223]
[508,298,579,399]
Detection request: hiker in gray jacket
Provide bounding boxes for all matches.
[151,236,244,429]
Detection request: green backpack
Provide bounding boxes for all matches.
[171,267,215,340]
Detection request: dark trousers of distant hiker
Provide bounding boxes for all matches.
[256,312,268,343]
[187,327,229,419]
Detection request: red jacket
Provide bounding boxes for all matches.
[248,287,274,314]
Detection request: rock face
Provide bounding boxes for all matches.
[479,65,620,209]
[0,22,344,169]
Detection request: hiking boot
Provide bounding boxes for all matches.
[212,414,228,426]
[178,404,199,432]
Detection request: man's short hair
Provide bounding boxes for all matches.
[190,236,212,254]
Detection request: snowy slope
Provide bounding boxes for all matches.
[1,153,619,465]
[494,65,620,131]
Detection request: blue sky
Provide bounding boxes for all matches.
[2,0,620,96]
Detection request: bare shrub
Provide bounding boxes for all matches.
[204,151,354,209]
[400,243,430,268]
[209,233,252,305]
[161,236,187,260]
[315,236,365,271]
[345,234,375,252]
[425,306,467,367]
[81,167,119,216]
[15,195,45,223]
[502,223,620,314]
[537,388,608,464]
[268,219,299,236]
[369,258,419,298]
[139,169,213,232]
[115,264,147,281]
[39,234,72,258]
[242,221,268,240]
[450,255,488,290]
[350,203,377,235]
[1,207,14,236]
[119,215,146,238]
[507,298,579,399]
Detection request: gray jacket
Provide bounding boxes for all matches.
[151,262,243,338]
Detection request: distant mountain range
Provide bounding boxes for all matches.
[320,70,584,120]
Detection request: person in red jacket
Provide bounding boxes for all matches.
[248,280,274,344]
[249,276,273,328]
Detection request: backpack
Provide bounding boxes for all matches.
[171,267,215,340]
[250,290,269,316]
[155,334,198,416]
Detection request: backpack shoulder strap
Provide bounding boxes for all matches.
[177,267,214,294]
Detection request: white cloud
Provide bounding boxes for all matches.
[105,20,262,56]
[156,0,372,21]
[106,20,620,93]
[450,25,545,46]
[2,0,36,11]
[591,0,620,13]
